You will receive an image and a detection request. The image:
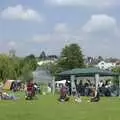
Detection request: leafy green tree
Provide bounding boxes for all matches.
[0,54,37,82]
[46,63,63,76]
[24,54,36,61]
[58,43,84,70]
[24,54,37,71]
[112,67,120,85]
[112,67,120,73]
[20,70,33,83]
[19,55,37,82]
[0,54,11,81]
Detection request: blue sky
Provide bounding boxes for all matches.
[0,0,120,57]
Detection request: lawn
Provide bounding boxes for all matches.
[0,93,120,120]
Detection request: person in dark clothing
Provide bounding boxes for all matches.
[74,80,78,91]
[65,81,71,96]
[12,82,17,92]
[68,82,71,96]
[90,88,100,102]
[78,80,85,96]
[65,81,69,95]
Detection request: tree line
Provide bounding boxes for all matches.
[0,43,119,82]
[0,54,37,82]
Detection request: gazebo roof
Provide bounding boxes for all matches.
[58,67,119,77]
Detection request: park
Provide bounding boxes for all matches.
[0,94,120,120]
[0,43,120,120]
[1,1,120,119]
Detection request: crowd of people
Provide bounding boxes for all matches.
[58,80,100,103]
[61,79,114,97]
[57,79,116,103]
[0,78,115,102]
[0,80,41,100]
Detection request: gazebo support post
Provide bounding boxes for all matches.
[70,75,76,95]
[115,75,120,97]
[95,74,100,91]
[52,76,55,95]
[118,75,120,97]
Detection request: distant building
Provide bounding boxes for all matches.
[96,61,116,70]
[46,55,58,60]
[85,56,99,66]
[37,60,56,66]
[37,55,58,66]
[115,61,120,67]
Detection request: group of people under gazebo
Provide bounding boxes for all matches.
[57,67,120,103]
[58,79,100,103]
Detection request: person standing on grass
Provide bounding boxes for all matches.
[65,81,71,96]
[74,80,82,103]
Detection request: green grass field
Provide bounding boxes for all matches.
[0,94,120,120]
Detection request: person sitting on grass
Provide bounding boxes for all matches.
[0,92,17,100]
[74,91,82,103]
[89,88,100,102]
[58,84,69,102]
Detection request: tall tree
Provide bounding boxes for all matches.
[0,54,18,81]
[25,54,36,61]
[112,67,120,73]
[112,67,120,85]
[58,43,84,70]
[0,54,37,82]
[24,54,37,71]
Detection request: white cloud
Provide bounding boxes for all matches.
[54,23,68,33]
[32,23,70,43]
[32,15,119,44]
[31,14,120,57]
[81,14,120,57]
[82,14,117,33]
[1,5,43,22]
[46,0,119,7]
[32,33,71,44]
[33,34,51,43]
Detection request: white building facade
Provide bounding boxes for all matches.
[96,61,116,70]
